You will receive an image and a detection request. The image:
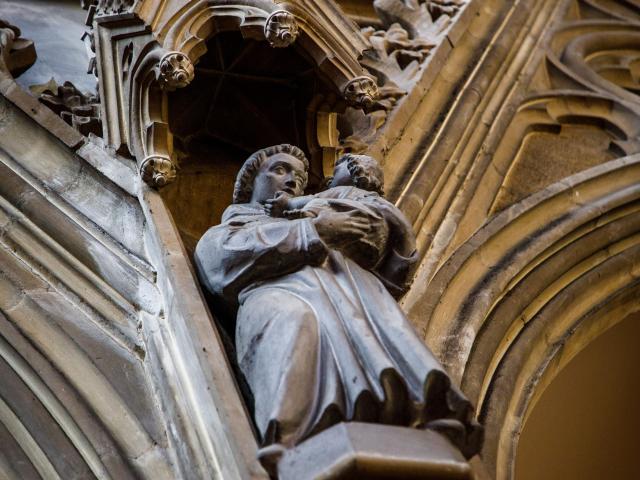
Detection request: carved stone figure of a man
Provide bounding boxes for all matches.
[194,144,480,464]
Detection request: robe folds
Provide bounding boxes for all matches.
[194,191,480,453]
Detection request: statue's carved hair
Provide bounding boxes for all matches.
[233,144,309,204]
[336,153,384,196]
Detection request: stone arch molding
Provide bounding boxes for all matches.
[390,1,640,307]
[415,154,640,479]
[92,0,376,187]
[0,90,176,479]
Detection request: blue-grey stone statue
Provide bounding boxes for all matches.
[194,144,481,465]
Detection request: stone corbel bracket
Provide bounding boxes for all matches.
[157,50,194,91]
[91,0,379,188]
[140,153,176,186]
[264,10,299,47]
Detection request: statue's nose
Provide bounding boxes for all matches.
[284,177,297,188]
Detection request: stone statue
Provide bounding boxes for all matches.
[194,144,481,470]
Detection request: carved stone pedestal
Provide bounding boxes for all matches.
[278,422,473,480]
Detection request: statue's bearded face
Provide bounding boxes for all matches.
[250,153,307,203]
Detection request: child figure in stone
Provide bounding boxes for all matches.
[196,146,482,468]
[265,153,417,295]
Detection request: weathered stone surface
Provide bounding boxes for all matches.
[1,0,638,479]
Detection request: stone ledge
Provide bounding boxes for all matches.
[278,422,473,480]
[0,75,84,150]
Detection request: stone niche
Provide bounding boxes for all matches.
[160,30,336,254]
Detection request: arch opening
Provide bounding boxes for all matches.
[515,313,640,480]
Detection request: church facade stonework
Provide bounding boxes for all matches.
[0,0,638,479]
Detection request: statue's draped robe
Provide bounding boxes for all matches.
[195,188,476,449]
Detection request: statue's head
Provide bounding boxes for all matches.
[233,144,309,204]
[329,153,384,196]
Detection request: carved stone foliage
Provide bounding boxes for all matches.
[362,0,459,104]
[338,108,388,153]
[374,0,464,40]
[361,23,434,110]
[363,0,461,98]
[363,23,434,87]
[34,80,102,137]
[336,0,469,153]
[82,0,135,15]
[0,14,100,142]
[427,0,466,20]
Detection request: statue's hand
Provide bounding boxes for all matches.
[264,191,292,217]
[312,207,371,248]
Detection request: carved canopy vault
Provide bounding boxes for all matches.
[92,0,376,184]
